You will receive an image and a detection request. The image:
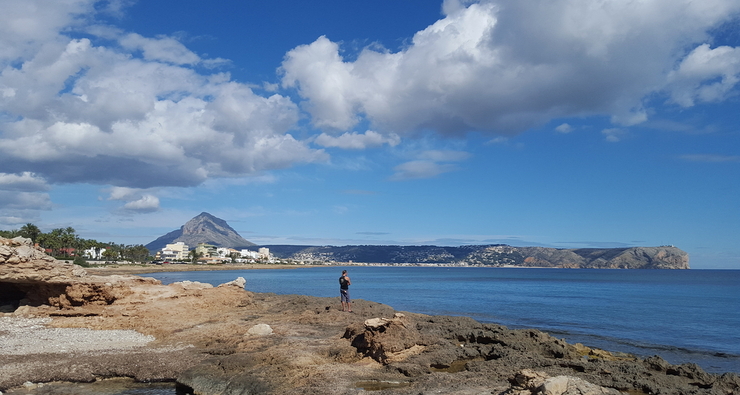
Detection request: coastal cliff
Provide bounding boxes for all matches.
[263,244,690,269]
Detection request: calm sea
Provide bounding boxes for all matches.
[147,267,740,374]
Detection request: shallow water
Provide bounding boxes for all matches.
[4,379,175,395]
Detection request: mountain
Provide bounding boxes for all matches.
[260,244,689,269]
[145,212,256,253]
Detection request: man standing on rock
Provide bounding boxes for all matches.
[339,270,352,312]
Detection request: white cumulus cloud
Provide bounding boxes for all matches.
[0,0,328,195]
[666,44,740,107]
[107,187,160,213]
[281,0,740,137]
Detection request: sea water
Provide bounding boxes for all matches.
[147,267,740,374]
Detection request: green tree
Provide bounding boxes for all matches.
[188,250,202,263]
[19,223,42,243]
[123,245,150,262]
[0,229,19,238]
[102,248,119,261]
[39,228,64,256]
[60,227,78,257]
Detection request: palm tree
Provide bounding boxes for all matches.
[189,250,202,263]
[19,223,42,243]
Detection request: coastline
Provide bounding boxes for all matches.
[3,278,738,394]
[1,237,736,394]
[84,262,322,276]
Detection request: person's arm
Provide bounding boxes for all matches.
[346,276,351,285]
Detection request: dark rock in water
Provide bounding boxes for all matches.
[145,212,256,253]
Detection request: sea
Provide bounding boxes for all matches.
[147,266,740,375]
[18,266,737,395]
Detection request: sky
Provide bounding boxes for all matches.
[0,0,739,269]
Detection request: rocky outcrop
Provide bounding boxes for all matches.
[0,236,157,312]
[145,212,255,253]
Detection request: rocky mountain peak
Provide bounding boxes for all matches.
[145,212,255,253]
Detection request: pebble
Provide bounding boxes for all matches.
[0,317,154,355]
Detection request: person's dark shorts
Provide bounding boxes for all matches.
[340,289,350,303]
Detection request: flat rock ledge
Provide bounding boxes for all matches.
[1,237,738,395]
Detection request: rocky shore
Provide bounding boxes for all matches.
[1,237,737,395]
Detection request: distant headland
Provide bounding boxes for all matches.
[146,213,689,269]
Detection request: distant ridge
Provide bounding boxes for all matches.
[145,212,255,253]
[260,244,690,269]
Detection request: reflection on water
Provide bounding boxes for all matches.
[4,378,175,395]
[354,380,411,391]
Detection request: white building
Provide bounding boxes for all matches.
[83,247,105,260]
[160,242,189,261]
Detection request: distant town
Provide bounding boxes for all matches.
[146,241,275,265]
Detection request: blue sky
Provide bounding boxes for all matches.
[0,0,738,269]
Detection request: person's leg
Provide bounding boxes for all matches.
[346,291,352,312]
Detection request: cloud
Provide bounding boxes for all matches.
[281,1,740,137]
[0,1,328,194]
[0,172,50,192]
[122,195,160,213]
[679,154,740,163]
[417,150,471,162]
[106,187,160,213]
[601,128,627,143]
[391,149,470,180]
[666,44,740,107]
[0,191,52,211]
[0,172,51,223]
[314,130,400,149]
[555,123,573,134]
[391,160,460,180]
[119,33,202,65]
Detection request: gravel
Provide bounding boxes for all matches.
[0,317,155,356]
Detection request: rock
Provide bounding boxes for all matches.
[504,370,621,395]
[364,317,390,328]
[172,280,213,290]
[246,324,273,336]
[218,277,246,288]
[345,313,421,363]
[540,376,621,395]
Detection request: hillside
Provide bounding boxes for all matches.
[261,244,689,269]
[145,212,255,253]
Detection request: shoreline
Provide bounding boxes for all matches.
[83,262,323,276]
[88,265,739,375]
[1,235,735,394]
[2,273,739,394]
